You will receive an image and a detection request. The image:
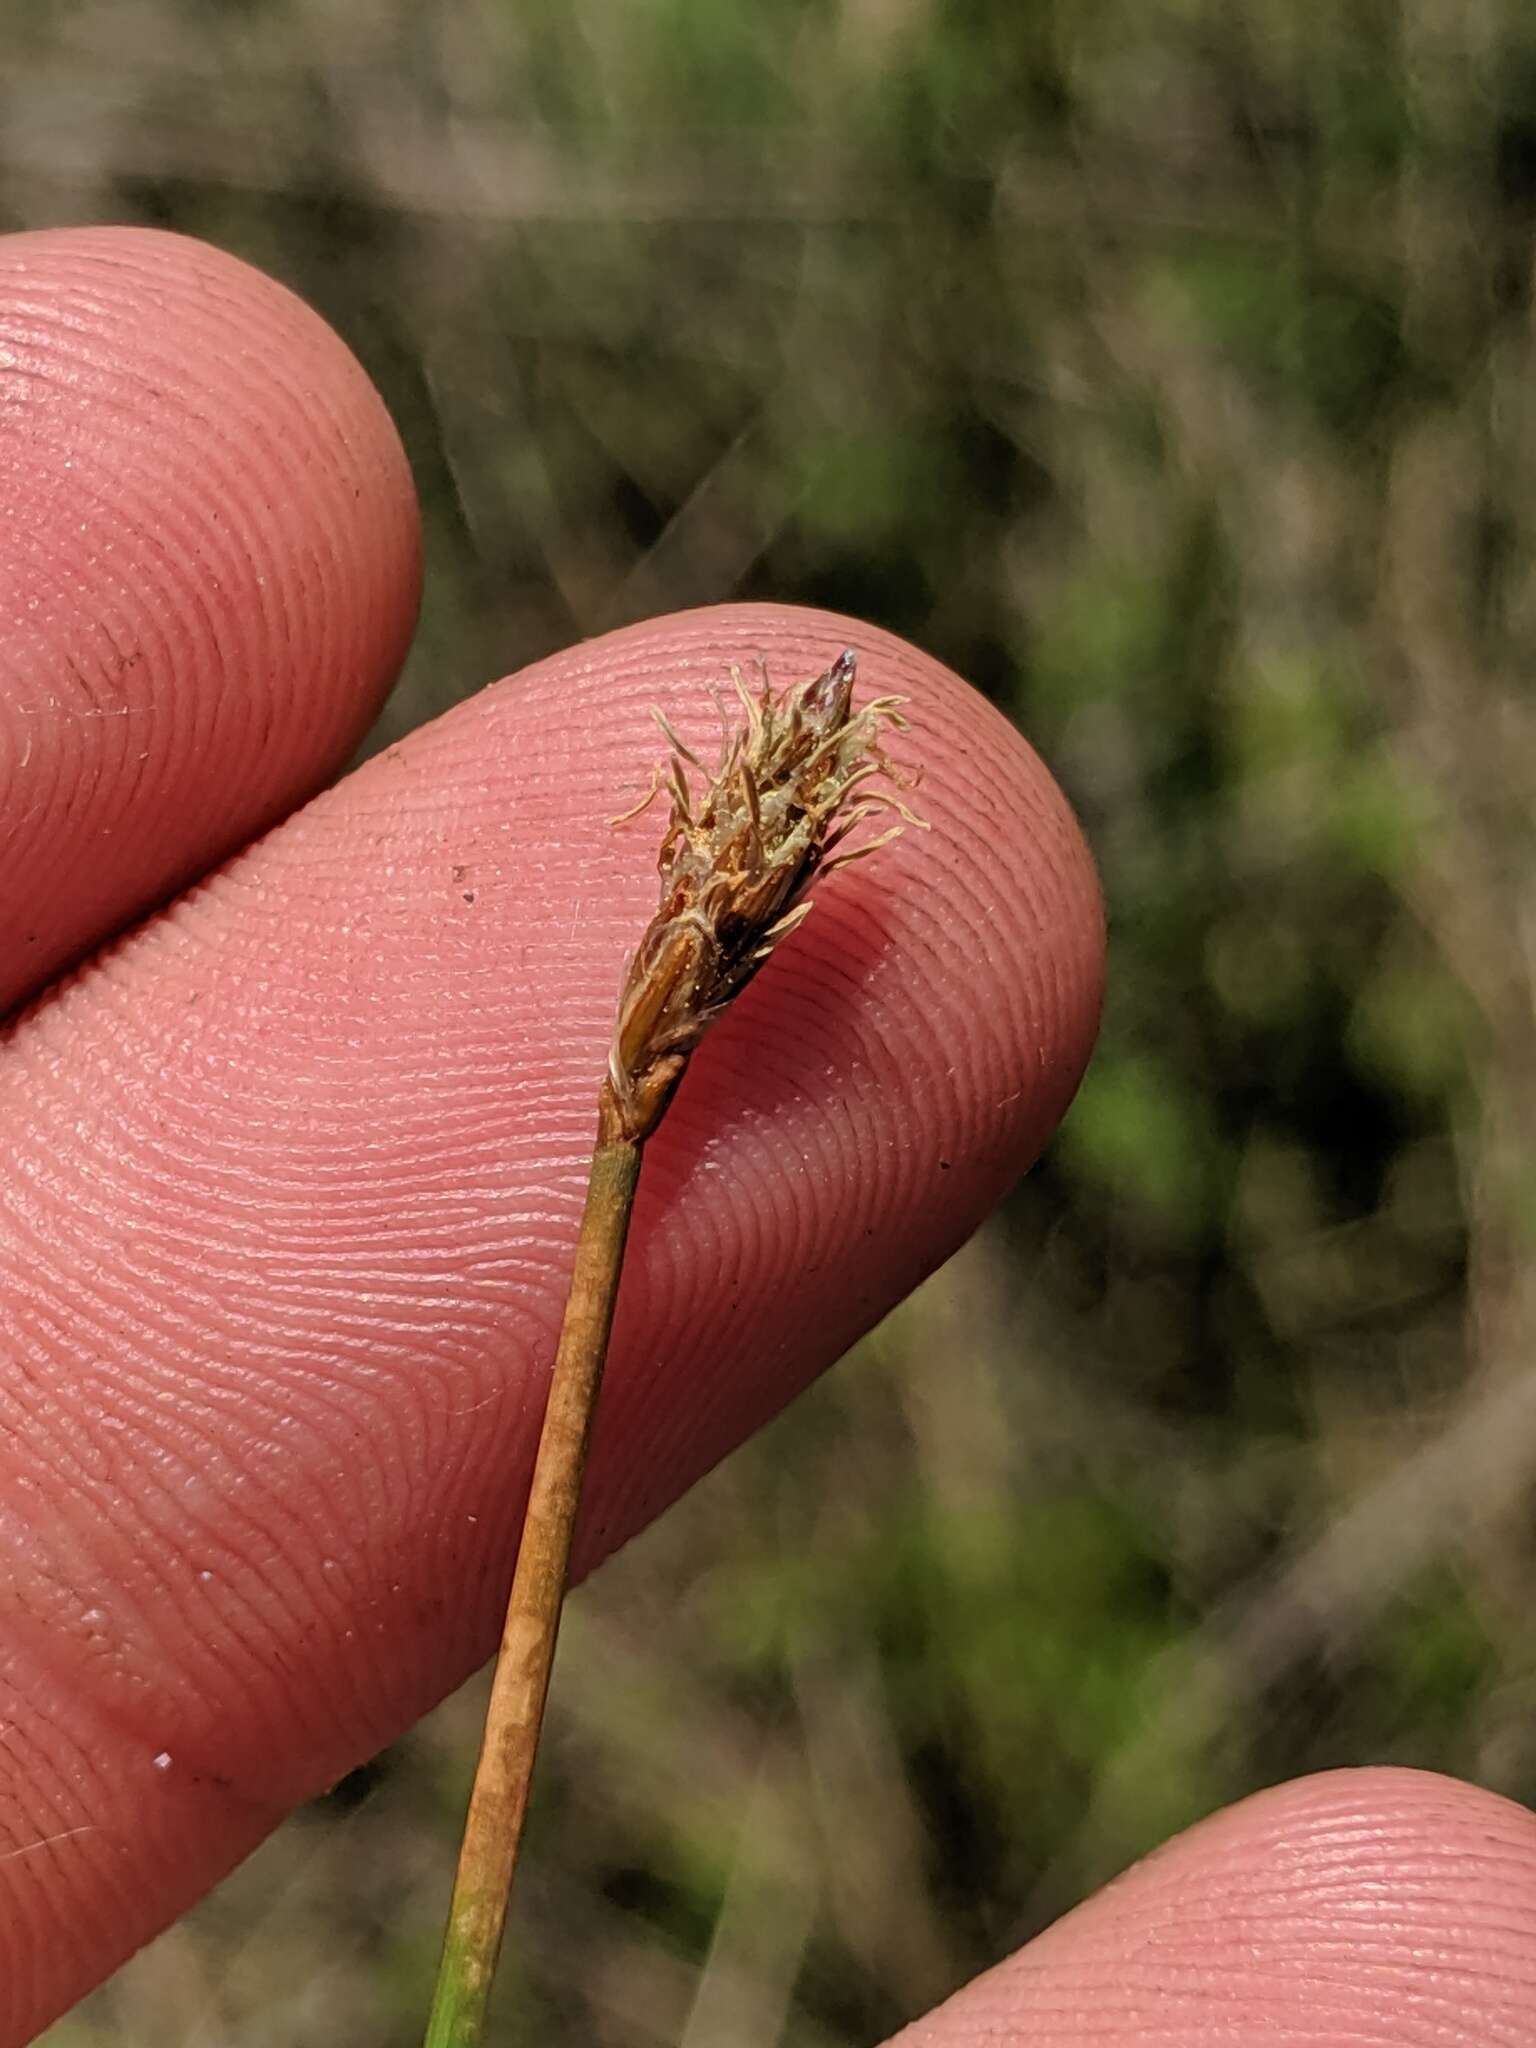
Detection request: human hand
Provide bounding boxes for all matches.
[2,227,1531,2046]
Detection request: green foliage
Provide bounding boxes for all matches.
[1163,245,1406,436]
[1060,1053,1222,1237]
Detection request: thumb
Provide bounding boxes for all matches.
[886,1768,1536,2046]
[0,602,1102,2040]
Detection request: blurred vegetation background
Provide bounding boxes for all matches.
[13,0,1536,2041]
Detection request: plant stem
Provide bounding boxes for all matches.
[422,648,913,2044]
[425,1087,643,2048]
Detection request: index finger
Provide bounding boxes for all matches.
[0,603,1102,2039]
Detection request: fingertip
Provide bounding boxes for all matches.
[888,1768,1536,2046]
[0,225,421,1011]
[557,604,1105,1556]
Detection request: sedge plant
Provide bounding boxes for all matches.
[424,647,923,2046]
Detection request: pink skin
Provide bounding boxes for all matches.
[0,230,1533,2046]
[889,1769,1536,2045]
[0,226,421,1010]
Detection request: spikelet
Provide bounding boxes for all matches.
[604,648,924,1142]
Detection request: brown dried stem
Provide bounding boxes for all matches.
[424,649,920,2047]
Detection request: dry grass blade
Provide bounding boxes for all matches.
[425,648,921,2047]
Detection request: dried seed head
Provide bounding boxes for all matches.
[604,648,925,1142]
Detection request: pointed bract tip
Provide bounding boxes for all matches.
[802,646,858,725]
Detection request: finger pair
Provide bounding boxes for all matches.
[0,226,1101,2037]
